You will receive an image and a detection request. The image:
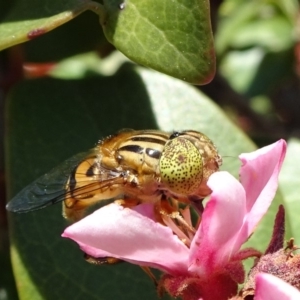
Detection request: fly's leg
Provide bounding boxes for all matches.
[188,195,205,216]
[156,197,196,235]
[141,267,158,286]
[114,198,140,208]
[84,254,121,265]
[85,255,158,285]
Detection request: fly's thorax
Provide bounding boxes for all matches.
[96,130,171,201]
[109,130,169,175]
[159,130,222,198]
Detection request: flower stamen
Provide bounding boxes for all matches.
[160,206,197,247]
[161,214,192,247]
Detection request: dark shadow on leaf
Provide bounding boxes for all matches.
[3,0,89,22]
[245,49,294,98]
[23,11,109,62]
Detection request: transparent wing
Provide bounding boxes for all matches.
[6,149,117,213]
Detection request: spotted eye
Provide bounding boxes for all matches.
[159,137,203,195]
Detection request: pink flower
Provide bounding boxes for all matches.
[62,140,286,299]
[63,202,190,275]
[255,273,300,300]
[188,139,287,277]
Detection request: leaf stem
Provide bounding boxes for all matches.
[85,1,106,20]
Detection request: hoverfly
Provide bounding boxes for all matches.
[6,129,222,223]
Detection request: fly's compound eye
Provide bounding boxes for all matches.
[159,137,203,195]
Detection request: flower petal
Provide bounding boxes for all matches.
[62,203,189,275]
[189,171,247,276]
[255,273,300,300]
[239,140,286,239]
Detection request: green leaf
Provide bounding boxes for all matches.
[279,138,300,242]
[0,0,215,84]
[6,59,255,300]
[216,1,259,55]
[0,244,18,300]
[22,11,107,62]
[101,0,215,84]
[229,16,293,52]
[219,48,293,97]
[216,0,296,54]
[0,0,91,51]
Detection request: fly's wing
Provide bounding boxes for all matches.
[6,150,99,213]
